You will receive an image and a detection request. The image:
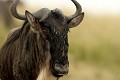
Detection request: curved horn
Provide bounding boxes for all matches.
[66,0,82,20]
[11,0,26,20]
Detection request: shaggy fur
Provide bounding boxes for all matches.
[0,22,54,80]
[0,0,84,79]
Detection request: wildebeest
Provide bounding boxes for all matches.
[0,0,84,80]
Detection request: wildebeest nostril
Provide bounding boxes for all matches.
[54,63,69,75]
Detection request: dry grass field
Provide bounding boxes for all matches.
[0,10,120,80]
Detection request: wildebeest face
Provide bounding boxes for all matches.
[25,8,84,78]
[26,9,70,77]
[39,8,84,77]
[39,9,69,77]
[11,0,84,78]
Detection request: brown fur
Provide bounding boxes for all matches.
[0,22,54,80]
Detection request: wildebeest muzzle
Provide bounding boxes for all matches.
[51,60,69,77]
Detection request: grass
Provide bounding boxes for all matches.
[69,15,120,64]
[66,14,120,80]
[0,13,120,80]
[0,21,8,46]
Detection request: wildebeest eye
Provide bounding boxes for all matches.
[44,22,50,27]
[39,22,50,35]
[40,21,49,27]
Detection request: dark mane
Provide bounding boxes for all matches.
[0,21,50,80]
[2,21,28,46]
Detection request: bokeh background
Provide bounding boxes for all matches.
[0,0,120,80]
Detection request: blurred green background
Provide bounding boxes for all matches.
[0,0,120,80]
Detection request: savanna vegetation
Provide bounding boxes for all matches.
[0,10,120,80]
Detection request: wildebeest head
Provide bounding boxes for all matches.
[11,0,84,77]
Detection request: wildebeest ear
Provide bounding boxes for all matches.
[67,12,84,28]
[25,10,41,33]
[25,10,36,26]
